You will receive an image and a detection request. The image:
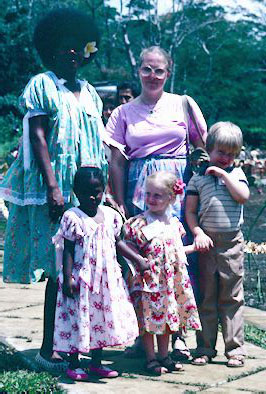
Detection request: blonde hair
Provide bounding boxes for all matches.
[206,121,243,156]
[139,46,173,72]
[146,171,178,196]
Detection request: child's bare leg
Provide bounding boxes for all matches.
[157,328,183,372]
[142,332,155,361]
[157,332,170,359]
[142,332,167,374]
[91,348,103,367]
[69,353,79,369]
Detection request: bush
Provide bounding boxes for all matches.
[0,370,65,393]
[0,343,65,393]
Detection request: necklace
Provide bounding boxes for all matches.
[139,95,161,114]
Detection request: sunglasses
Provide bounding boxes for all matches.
[140,66,167,79]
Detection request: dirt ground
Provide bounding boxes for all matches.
[242,186,266,310]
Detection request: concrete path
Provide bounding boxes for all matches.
[1,253,266,394]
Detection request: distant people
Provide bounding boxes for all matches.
[250,149,259,161]
[53,167,141,380]
[239,146,246,161]
[103,97,116,125]
[123,171,201,375]
[186,122,250,368]
[117,81,139,105]
[0,8,108,372]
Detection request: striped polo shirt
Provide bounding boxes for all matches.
[186,167,248,232]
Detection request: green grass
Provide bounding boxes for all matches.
[0,370,65,393]
[0,343,65,393]
[244,323,266,349]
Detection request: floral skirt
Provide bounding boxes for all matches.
[3,203,59,283]
[130,261,202,336]
[131,288,201,336]
[53,274,139,353]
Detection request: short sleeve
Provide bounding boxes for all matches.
[87,83,103,115]
[186,96,207,145]
[105,105,127,149]
[19,73,59,116]
[122,216,147,249]
[232,167,248,184]
[186,175,199,196]
[58,210,85,242]
[122,218,138,244]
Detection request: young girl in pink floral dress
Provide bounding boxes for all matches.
[53,167,146,381]
[123,171,201,375]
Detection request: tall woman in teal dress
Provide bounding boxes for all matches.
[0,8,108,370]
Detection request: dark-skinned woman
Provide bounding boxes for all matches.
[0,8,108,372]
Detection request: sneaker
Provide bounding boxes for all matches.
[66,367,89,381]
[89,365,119,378]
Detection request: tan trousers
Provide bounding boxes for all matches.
[196,230,246,358]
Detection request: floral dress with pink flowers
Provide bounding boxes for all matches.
[53,206,139,354]
[122,213,201,335]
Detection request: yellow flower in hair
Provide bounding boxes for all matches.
[84,41,98,58]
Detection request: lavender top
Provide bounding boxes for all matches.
[105,92,207,159]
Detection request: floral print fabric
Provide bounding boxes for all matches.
[122,214,201,335]
[53,206,139,353]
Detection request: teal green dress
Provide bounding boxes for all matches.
[0,71,108,283]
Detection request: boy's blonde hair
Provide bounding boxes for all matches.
[206,121,243,156]
[146,171,179,196]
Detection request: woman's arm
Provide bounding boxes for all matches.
[109,146,129,217]
[192,135,206,149]
[62,238,76,298]
[29,115,64,222]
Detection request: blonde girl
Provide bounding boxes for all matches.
[123,171,201,375]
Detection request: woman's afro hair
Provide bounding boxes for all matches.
[33,8,99,69]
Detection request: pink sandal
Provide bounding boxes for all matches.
[66,367,89,381]
[89,365,119,378]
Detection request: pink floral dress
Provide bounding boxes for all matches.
[123,213,201,335]
[53,206,139,354]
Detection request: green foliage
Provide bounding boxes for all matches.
[0,94,23,157]
[0,370,65,393]
[244,324,266,349]
[0,342,65,393]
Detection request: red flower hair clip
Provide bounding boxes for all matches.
[172,179,185,195]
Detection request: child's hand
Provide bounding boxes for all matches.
[63,277,76,299]
[177,220,186,237]
[194,232,213,252]
[184,242,196,255]
[205,166,226,178]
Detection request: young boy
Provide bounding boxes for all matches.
[185,121,250,368]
